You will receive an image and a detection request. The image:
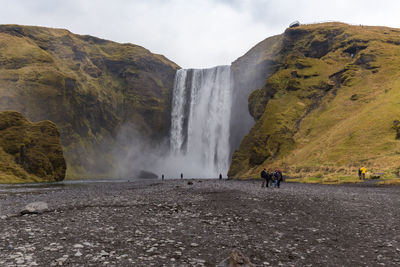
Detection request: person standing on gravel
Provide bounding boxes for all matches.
[268,170,274,187]
[277,169,283,188]
[273,169,282,188]
[261,168,269,187]
[272,171,278,188]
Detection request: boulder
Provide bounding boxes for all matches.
[20,201,49,215]
[138,170,158,179]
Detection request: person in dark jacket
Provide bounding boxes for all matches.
[268,170,274,187]
[261,168,270,188]
[272,171,279,188]
[276,169,283,188]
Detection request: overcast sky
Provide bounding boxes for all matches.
[0,0,399,68]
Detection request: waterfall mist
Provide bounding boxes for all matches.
[167,66,233,178]
[111,66,233,179]
[112,58,275,179]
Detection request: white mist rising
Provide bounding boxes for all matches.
[111,66,235,179]
[167,66,233,178]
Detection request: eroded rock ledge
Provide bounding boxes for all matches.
[0,111,66,183]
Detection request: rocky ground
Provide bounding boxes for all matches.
[1,179,400,266]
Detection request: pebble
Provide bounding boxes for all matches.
[75,250,83,257]
[1,179,400,266]
[100,250,110,257]
[146,247,157,253]
[15,258,24,264]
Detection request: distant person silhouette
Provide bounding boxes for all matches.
[360,167,367,180]
[181,173,183,179]
[219,173,222,179]
[162,174,164,180]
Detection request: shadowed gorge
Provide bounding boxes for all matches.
[0,24,179,178]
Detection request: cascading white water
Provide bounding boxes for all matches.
[169,66,232,178]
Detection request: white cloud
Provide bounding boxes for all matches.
[0,0,399,68]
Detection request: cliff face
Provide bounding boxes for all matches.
[0,25,179,178]
[229,34,283,155]
[0,111,66,183]
[229,23,400,178]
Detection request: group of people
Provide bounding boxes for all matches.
[260,168,283,188]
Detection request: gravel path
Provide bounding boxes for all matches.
[1,179,400,266]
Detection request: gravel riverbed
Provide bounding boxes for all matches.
[1,179,400,266]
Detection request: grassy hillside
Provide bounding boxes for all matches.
[0,25,179,179]
[0,111,66,183]
[229,22,400,180]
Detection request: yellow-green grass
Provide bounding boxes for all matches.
[286,175,366,185]
[0,111,66,183]
[230,22,400,179]
[377,179,400,185]
[0,25,180,178]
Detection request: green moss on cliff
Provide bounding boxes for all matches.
[0,25,180,178]
[0,111,66,183]
[229,22,400,179]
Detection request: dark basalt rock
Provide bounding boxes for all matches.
[138,170,158,179]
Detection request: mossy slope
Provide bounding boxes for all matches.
[229,23,400,179]
[0,111,66,183]
[0,25,180,178]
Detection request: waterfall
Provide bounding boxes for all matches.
[169,66,232,178]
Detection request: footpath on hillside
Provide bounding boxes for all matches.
[1,179,400,266]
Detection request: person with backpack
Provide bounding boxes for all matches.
[268,170,274,187]
[277,169,283,188]
[272,170,279,188]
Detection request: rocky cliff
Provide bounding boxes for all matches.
[0,111,66,183]
[0,25,179,178]
[229,34,283,155]
[229,22,400,179]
